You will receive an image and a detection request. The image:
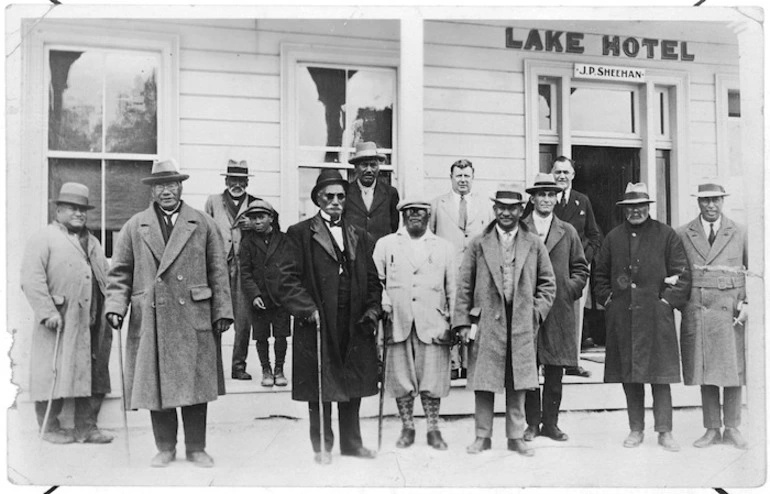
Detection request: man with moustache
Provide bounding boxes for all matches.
[372,197,456,450]
[106,159,233,467]
[430,159,494,380]
[677,182,749,449]
[594,183,691,452]
[344,141,400,244]
[454,183,556,457]
[204,159,260,380]
[522,174,589,443]
[21,182,113,445]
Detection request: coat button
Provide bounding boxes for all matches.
[177,275,184,281]
[179,298,185,305]
[157,277,162,283]
[631,283,637,288]
[495,314,500,320]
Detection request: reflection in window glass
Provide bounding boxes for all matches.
[47,158,102,231]
[570,87,636,134]
[105,53,158,153]
[345,69,394,149]
[538,83,553,130]
[728,90,741,118]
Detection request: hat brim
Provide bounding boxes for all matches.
[221,173,254,177]
[525,185,562,195]
[397,203,431,211]
[51,199,95,210]
[692,192,729,198]
[616,198,655,206]
[311,179,350,206]
[349,154,387,164]
[141,173,190,185]
[490,198,526,205]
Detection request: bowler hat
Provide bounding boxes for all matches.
[52,182,95,210]
[525,173,562,195]
[221,159,253,177]
[692,181,729,198]
[141,158,190,185]
[397,196,431,212]
[348,141,387,164]
[616,182,655,206]
[490,183,526,205]
[310,169,350,206]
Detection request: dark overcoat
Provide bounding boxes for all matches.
[453,221,556,392]
[594,218,691,384]
[21,223,112,401]
[523,215,589,366]
[285,214,382,402]
[105,203,233,410]
[239,229,294,310]
[344,179,400,243]
[677,216,748,387]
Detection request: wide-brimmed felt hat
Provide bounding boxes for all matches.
[221,159,253,177]
[310,169,350,206]
[616,182,655,206]
[141,158,190,185]
[525,173,562,195]
[490,183,526,205]
[397,196,431,211]
[52,182,95,210]
[348,141,387,165]
[692,181,729,198]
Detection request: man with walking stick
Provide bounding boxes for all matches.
[21,182,113,445]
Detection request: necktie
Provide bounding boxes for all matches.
[459,195,468,231]
[559,193,566,208]
[708,223,716,246]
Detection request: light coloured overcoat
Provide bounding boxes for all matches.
[522,215,589,366]
[372,228,456,345]
[453,221,556,392]
[429,191,494,268]
[21,223,112,401]
[105,203,233,410]
[677,215,748,387]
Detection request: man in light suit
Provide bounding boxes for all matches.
[430,159,493,379]
[373,197,456,450]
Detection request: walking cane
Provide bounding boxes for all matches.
[315,315,331,465]
[377,317,389,451]
[39,324,63,446]
[116,328,131,462]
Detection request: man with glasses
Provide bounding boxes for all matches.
[204,160,261,381]
[106,159,233,468]
[21,182,113,445]
[594,183,691,452]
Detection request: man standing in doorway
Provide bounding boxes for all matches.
[430,159,493,380]
[677,182,749,449]
[594,182,691,452]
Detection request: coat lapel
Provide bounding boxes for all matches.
[344,222,358,262]
[685,218,711,262]
[513,227,533,288]
[310,215,338,262]
[439,193,460,228]
[367,181,387,213]
[54,223,88,259]
[138,207,166,266]
[706,219,736,264]
[157,204,197,277]
[480,227,505,300]
[545,219,566,253]
[347,182,367,215]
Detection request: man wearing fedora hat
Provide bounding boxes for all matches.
[106,159,233,467]
[21,182,114,445]
[204,159,262,381]
[454,183,556,457]
[521,174,589,443]
[594,182,691,452]
[284,168,382,463]
[372,197,456,450]
[343,141,400,244]
[677,182,749,449]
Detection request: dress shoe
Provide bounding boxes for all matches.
[658,432,680,452]
[150,449,176,468]
[623,431,644,448]
[260,367,274,387]
[541,425,569,442]
[450,369,460,380]
[42,429,75,445]
[82,429,114,444]
[723,427,749,450]
[341,446,377,459]
[565,366,591,378]
[508,438,535,457]
[232,369,252,380]
[466,437,491,454]
[581,337,596,350]
[314,451,332,465]
[523,424,540,442]
[693,428,721,448]
[186,450,215,468]
[396,428,415,448]
[427,430,448,450]
[273,366,288,387]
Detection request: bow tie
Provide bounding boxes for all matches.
[325,218,342,228]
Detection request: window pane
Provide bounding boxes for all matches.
[728,90,741,117]
[538,83,553,130]
[570,87,635,134]
[104,160,153,255]
[48,158,102,234]
[48,51,104,152]
[299,67,347,150]
[344,69,394,149]
[297,148,391,168]
[105,53,159,154]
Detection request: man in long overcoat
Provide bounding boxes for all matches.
[106,159,233,468]
[454,183,556,457]
[204,159,259,380]
[521,174,588,443]
[372,197,456,450]
[594,182,691,452]
[21,182,113,444]
[285,169,382,463]
[677,181,749,449]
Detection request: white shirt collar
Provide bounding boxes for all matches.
[532,212,554,237]
[358,179,376,193]
[700,214,722,235]
[319,210,341,225]
[451,189,471,206]
[495,223,518,240]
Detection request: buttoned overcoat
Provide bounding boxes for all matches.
[677,216,747,387]
[105,203,233,410]
[594,219,691,384]
[522,215,589,366]
[21,223,112,401]
[453,221,556,392]
[285,214,382,402]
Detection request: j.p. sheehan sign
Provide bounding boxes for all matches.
[505,27,696,62]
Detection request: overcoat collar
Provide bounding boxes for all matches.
[309,214,358,263]
[479,220,533,300]
[522,214,566,253]
[53,221,90,259]
[219,190,251,223]
[685,215,738,264]
[348,180,387,214]
[138,202,198,276]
